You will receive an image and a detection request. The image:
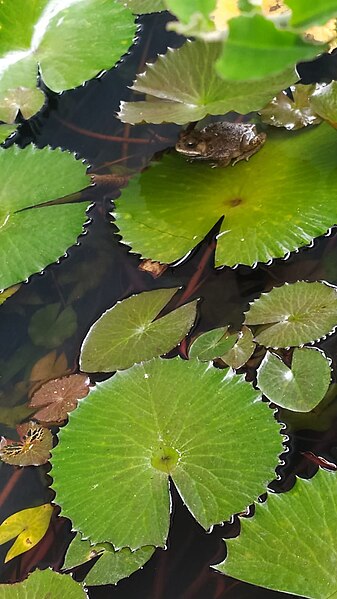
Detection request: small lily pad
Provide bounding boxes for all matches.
[189,326,237,361]
[310,81,337,125]
[0,569,88,598]
[0,421,53,466]
[118,40,296,125]
[80,288,197,372]
[29,374,90,424]
[260,84,322,130]
[64,534,154,586]
[221,326,255,369]
[0,124,16,144]
[51,357,283,550]
[257,347,331,411]
[115,123,337,267]
[216,468,337,598]
[29,304,78,349]
[245,281,337,347]
[0,504,53,563]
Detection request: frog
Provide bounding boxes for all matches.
[175,121,266,167]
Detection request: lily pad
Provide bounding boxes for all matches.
[0,0,136,122]
[28,304,78,349]
[165,0,219,40]
[117,0,165,13]
[216,468,337,598]
[118,40,296,124]
[257,347,331,411]
[114,123,337,267]
[216,14,323,81]
[64,534,154,586]
[80,288,197,372]
[189,326,237,361]
[51,357,283,549]
[310,81,337,125]
[287,0,337,28]
[0,124,16,144]
[29,374,90,424]
[0,145,89,290]
[260,84,322,130]
[245,281,337,347]
[0,421,53,466]
[221,326,255,369]
[0,504,53,562]
[0,569,88,598]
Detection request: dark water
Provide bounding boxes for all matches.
[1,11,337,598]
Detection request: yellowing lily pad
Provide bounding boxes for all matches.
[0,504,53,562]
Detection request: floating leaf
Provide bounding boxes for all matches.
[0,145,89,290]
[0,284,21,305]
[0,124,16,144]
[0,0,136,122]
[221,326,255,369]
[257,347,331,411]
[0,568,88,598]
[29,374,90,424]
[260,84,322,129]
[216,468,337,598]
[117,0,166,13]
[51,357,282,549]
[279,383,337,432]
[80,288,197,373]
[216,14,324,81]
[189,326,237,361]
[118,40,296,124]
[29,304,77,349]
[309,81,337,126]
[245,281,337,347]
[287,0,337,29]
[115,123,337,267]
[0,504,53,562]
[64,534,154,586]
[165,0,220,40]
[0,421,53,466]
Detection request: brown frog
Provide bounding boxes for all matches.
[175,121,266,167]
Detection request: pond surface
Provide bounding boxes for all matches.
[1,11,337,599]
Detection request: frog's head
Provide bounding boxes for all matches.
[175,129,213,158]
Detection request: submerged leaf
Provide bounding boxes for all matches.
[51,357,282,549]
[118,40,296,124]
[64,534,154,586]
[80,288,197,372]
[114,123,337,267]
[0,568,88,598]
[245,281,337,347]
[29,374,90,424]
[216,468,337,598]
[257,347,331,411]
[0,504,53,562]
[28,304,77,349]
[0,421,53,466]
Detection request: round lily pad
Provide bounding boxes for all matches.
[114,123,337,267]
[257,347,331,412]
[189,326,237,361]
[51,357,283,550]
[0,145,90,290]
[216,468,337,598]
[221,326,255,369]
[245,281,337,347]
[0,569,88,598]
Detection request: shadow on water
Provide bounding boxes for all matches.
[2,10,337,598]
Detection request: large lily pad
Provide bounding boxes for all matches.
[64,534,154,586]
[0,569,88,598]
[245,281,337,347]
[114,123,337,267]
[51,357,282,550]
[216,468,337,599]
[0,0,136,122]
[80,288,197,372]
[0,145,89,290]
[118,40,296,125]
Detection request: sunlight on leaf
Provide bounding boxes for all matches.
[279,383,337,432]
[189,326,237,361]
[310,81,337,126]
[260,84,322,129]
[257,347,331,411]
[0,421,53,466]
[117,0,166,13]
[80,288,197,372]
[221,326,255,369]
[64,533,154,586]
[216,468,337,598]
[51,357,283,549]
[245,281,337,347]
[0,504,53,562]
[29,374,90,424]
[0,568,88,598]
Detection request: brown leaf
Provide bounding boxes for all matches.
[29,374,90,424]
[138,259,168,278]
[29,351,70,398]
[0,422,53,466]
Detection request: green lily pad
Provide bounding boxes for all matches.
[29,304,77,349]
[0,0,136,122]
[80,288,197,372]
[0,569,88,598]
[310,81,337,124]
[118,40,296,124]
[221,326,255,369]
[51,357,283,549]
[287,0,337,28]
[0,124,16,144]
[257,347,331,411]
[216,468,337,598]
[189,326,237,361]
[216,14,323,82]
[64,534,154,586]
[117,0,165,13]
[0,145,89,290]
[260,84,322,130]
[165,0,219,40]
[114,123,337,267]
[279,383,337,432]
[245,281,337,347]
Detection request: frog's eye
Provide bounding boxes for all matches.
[186,140,197,148]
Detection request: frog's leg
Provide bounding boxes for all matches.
[232,132,266,165]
